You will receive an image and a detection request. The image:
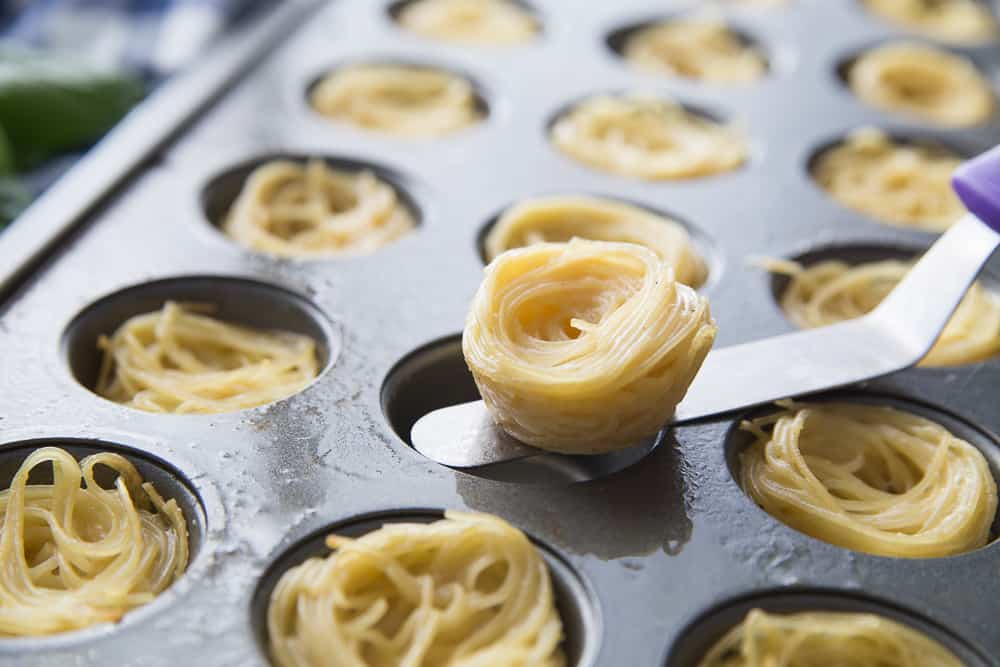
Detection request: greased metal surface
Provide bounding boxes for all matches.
[1,1,1000,665]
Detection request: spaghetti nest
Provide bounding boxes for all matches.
[863,0,997,45]
[846,42,995,127]
[267,511,565,667]
[484,196,708,288]
[96,301,319,414]
[768,258,1000,367]
[622,19,766,83]
[311,64,482,137]
[739,401,997,558]
[0,447,189,637]
[222,159,415,258]
[550,95,747,180]
[812,128,965,232]
[698,609,964,667]
[464,239,717,454]
[396,0,538,45]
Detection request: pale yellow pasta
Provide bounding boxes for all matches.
[223,159,415,258]
[397,0,538,45]
[698,609,965,667]
[311,64,482,137]
[739,401,997,558]
[0,447,189,637]
[484,196,708,287]
[464,239,717,454]
[847,42,995,127]
[96,301,319,414]
[622,19,766,83]
[769,258,1000,367]
[812,128,965,232]
[864,0,997,45]
[267,511,565,667]
[550,95,748,180]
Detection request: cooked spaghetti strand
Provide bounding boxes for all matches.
[847,42,995,127]
[223,159,415,258]
[96,301,319,413]
[767,258,1000,367]
[267,511,565,667]
[698,609,965,667]
[622,19,766,83]
[396,0,538,45]
[311,64,482,137]
[812,128,964,232]
[863,0,998,45]
[464,239,717,454]
[550,95,747,180]
[739,402,997,558]
[0,447,189,637]
[484,196,707,287]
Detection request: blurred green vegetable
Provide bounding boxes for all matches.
[0,49,144,170]
[0,125,27,226]
[0,177,30,227]
[0,50,144,227]
[0,124,12,176]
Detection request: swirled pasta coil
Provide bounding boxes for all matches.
[812,128,965,232]
[698,609,965,667]
[847,42,995,127]
[739,402,997,558]
[311,64,482,137]
[484,196,708,288]
[0,447,188,637]
[550,95,747,180]
[769,258,1000,367]
[863,0,997,45]
[623,19,766,83]
[96,301,319,414]
[267,511,565,667]
[397,0,538,45]
[464,239,717,454]
[223,159,415,258]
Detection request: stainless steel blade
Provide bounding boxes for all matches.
[412,216,1000,468]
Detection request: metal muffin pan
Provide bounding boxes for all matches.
[1,0,1000,664]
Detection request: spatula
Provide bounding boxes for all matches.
[412,145,1000,468]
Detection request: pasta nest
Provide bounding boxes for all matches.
[464,239,717,454]
[863,0,997,45]
[223,159,415,258]
[484,195,708,288]
[311,64,482,137]
[847,42,995,127]
[767,257,1000,367]
[622,19,766,83]
[812,128,965,232]
[397,0,538,45]
[0,447,188,637]
[96,301,319,414]
[698,609,965,667]
[267,511,565,667]
[739,402,997,558]
[550,95,748,180]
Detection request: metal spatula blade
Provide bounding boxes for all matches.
[412,146,1000,468]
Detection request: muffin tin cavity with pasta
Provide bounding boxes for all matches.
[2,0,1000,665]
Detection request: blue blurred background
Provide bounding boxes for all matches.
[0,0,267,226]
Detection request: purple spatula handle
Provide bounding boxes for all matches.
[954,145,1000,234]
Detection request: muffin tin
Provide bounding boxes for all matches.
[1,0,999,664]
